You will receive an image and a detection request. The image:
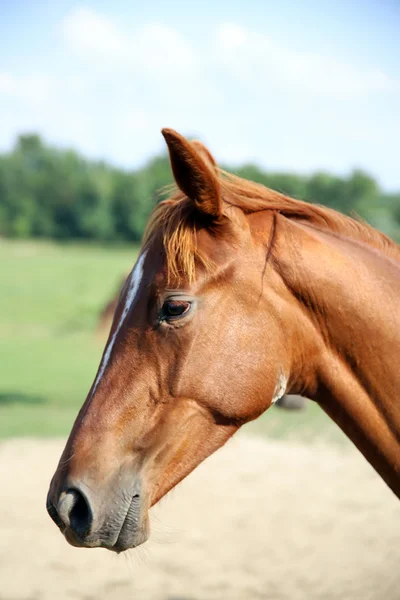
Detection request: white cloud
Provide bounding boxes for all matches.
[215,22,250,54]
[136,24,195,72]
[122,109,151,132]
[215,23,399,97]
[61,7,196,75]
[62,7,130,61]
[0,73,54,103]
[0,73,15,94]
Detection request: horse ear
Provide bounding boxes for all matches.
[190,140,217,171]
[162,128,222,220]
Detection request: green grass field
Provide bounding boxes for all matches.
[0,239,343,442]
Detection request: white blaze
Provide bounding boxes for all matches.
[90,251,147,398]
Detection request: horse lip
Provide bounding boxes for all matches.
[112,493,144,552]
[81,491,145,552]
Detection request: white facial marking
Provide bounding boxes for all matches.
[90,251,147,398]
[272,372,288,404]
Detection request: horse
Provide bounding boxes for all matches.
[47,128,400,553]
[96,273,307,408]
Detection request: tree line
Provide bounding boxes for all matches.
[1,134,399,242]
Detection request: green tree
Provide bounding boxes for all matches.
[0,133,398,243]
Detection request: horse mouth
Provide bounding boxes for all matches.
[112,494,148,553]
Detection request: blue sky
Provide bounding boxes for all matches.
[1,0,399,189]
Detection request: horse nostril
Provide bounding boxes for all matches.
[57,488,93,539]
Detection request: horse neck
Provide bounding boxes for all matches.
[274,217,400,497]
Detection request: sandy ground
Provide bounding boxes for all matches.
[1,436,400,600]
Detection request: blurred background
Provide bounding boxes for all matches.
[1,1,400,599]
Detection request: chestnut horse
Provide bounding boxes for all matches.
[47,129,400,553]
[96,274,307,408]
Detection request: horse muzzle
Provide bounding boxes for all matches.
[46,477,149,552]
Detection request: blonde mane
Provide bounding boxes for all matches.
[142,170,399,282]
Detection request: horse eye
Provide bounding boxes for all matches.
[162,299,191,321]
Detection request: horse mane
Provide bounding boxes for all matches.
[143,170,399,282]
